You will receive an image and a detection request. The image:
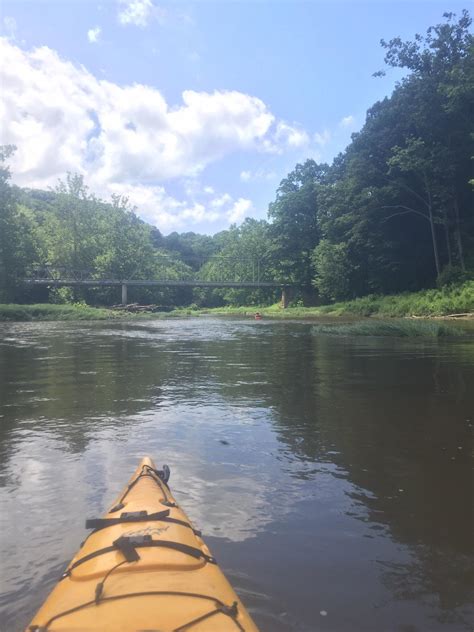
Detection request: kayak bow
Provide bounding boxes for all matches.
[27,456,259,631]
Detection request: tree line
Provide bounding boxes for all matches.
[0,11,472,307]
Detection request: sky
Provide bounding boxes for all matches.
[0,0,468,235]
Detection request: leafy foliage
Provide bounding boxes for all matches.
[311,240,351,302]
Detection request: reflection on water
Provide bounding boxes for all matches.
[0,318,473,631]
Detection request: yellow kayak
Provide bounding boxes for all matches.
[27,457,259,631]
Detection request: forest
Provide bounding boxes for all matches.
[1,11,473,309]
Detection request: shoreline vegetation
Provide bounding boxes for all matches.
[0,283,472,336]
[177,281,474,319]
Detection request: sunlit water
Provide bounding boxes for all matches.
[0,318,473,631]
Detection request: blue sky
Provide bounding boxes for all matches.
[1,0,467,234]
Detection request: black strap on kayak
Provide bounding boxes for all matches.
[85,509,170,531]
[81,509,201,548]
[174,601,241,631]
[109,465,176,513]
[29,591,244,632]
[61,535,216,579]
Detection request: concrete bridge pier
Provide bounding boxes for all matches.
[281,287,291,309]
[121,283,128,305]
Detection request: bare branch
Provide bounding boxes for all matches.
[380,205,429,222]
[380,171,431,209]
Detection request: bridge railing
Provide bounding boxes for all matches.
[24,260,287,285]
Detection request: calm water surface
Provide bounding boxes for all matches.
[0,318,473,631]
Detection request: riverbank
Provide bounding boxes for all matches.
[1,281,472,322]
[0,303,126,321]
[177,281,473,319]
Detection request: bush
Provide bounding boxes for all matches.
[436,265,469,288]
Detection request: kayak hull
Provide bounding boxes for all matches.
[27,457,259,631]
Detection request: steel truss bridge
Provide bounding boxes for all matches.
[22,264,293,306]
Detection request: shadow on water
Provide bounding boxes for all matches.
[0,319,473,631]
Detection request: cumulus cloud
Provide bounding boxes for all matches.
[227,198,252,224]
[117,0,164,27]
[106,182,249,231]
[87,26,101,43]
[314,129,331,146]
[274,121,309,149]
[340,114,355,128]
[210,193,232,208]
[0,38,306,231]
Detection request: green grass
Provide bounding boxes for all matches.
[311,319,465,338]
[167,282,473,320]
[313,281,474,317]
[0,303,126,321]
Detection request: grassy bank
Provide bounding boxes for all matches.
[1,281,472,323]
[311,319,464,338]
[311,281,474,318]
[180,281,473,319]
[0,303,126,321]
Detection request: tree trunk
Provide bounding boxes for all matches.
[422,171,441,279]
[428,205,441,278]
[443,208,452,266]
[453,198,466,271]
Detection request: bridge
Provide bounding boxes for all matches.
[23,263,293,307]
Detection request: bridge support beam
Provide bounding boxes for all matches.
[121,283,128,305]
[281,287,291,309]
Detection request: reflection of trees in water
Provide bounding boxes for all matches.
[378,550,474,623]
[261,332,474,625]
[0,326,174,466]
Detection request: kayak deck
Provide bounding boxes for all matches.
[27,456,259,631]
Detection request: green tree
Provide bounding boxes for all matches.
[198,219,278,306]
[312,239,351,302]
[37,174,105,273]
[0,146,37,301]
[94,195,156,281]
[377,10,473,274]
[268,160,328,292]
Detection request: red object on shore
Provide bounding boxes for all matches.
[254,312,262,320]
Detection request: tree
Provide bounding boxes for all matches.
[198,219,278,306]
[94,195,156,281]
[0,146,37,301]
[377,10,474,275]
[385,138,447,277]
[268,159,328,293]
[312,240,351,302]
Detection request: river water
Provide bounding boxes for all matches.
[0,318,472,631]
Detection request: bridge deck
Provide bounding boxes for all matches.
[23,279,287,289]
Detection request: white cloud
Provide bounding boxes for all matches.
[260,121,309,154]
[240,168,276,182]
[227,198,252,224]
[210,193,232,208]
[340,114,355,128]
[314,129,331,146]
[106,182,249,232]
[117,0,164,28]
[87,26,101,43]
[0,38,305,232]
